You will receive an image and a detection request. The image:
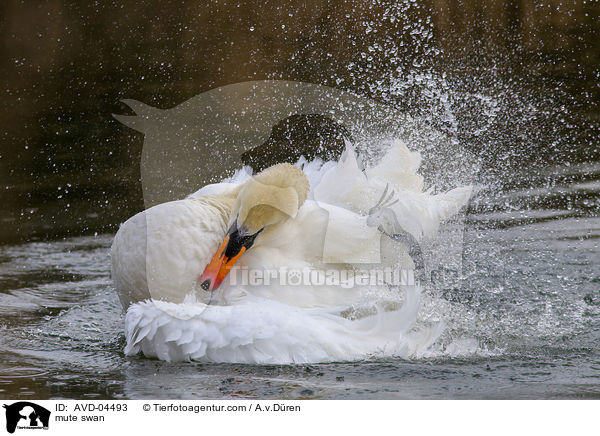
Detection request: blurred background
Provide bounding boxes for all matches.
[1,0,598,243]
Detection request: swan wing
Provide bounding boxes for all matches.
[111,196,233,307]
[124,286,439,364]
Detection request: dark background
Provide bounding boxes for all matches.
[1,0,598,243]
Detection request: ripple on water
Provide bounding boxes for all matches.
[0,367,49,379]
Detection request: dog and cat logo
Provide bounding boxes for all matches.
[2,402,50,433]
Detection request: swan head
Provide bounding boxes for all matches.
[199,163,309,291]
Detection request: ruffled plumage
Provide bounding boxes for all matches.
[112,139,471,363]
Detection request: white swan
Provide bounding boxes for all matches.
[111,140,471,363]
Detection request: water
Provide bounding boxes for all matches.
[1,164,598,399]
[1,0,599,399]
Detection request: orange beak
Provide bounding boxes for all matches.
[199,235,246,291]
[199,224,261,291]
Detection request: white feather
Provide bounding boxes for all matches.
[113,139,472,363]
[124,287,436,364]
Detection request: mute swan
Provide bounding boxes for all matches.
[111,140,471,363]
